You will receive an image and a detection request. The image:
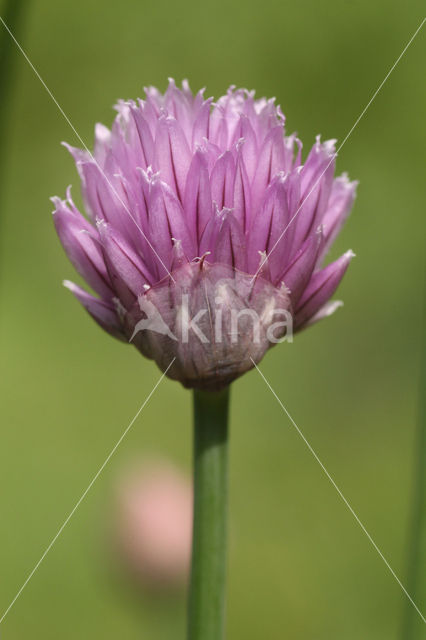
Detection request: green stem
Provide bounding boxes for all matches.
[188,387,230,640]
[402,274,426,638]
[0,0,29,177]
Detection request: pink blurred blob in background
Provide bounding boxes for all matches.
[115,458,192,590]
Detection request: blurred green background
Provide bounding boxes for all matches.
[0,0,425,638]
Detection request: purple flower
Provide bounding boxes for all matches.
[53,80,357,390]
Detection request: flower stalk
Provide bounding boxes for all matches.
[0,0,29,202]
[401,273,426,638]
[188,387,230,640]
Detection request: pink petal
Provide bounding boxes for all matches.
[154,116,191,201]
[248,175,289,280]
[295,250,354,328]
[280,228,322,303]
[52,197,113,299]
[183,149,213,245]
[64,280,125,340]
[98,220,152,307]
[318,174,358,264]
[129,106,155,169]
[192,98,213,149]
[148,180,195,275]
[214,211,247,271]
[210,151,235,210]
[251,126,286,214]
[232,150,252,232]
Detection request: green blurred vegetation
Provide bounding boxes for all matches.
[0,0,425,638]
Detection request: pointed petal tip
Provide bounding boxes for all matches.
[314,135,337,156]
[62,141,92,165]
[63,279,75,291]
[338,172,359,188]
[61,141,76,153]
[299,299,345,330]
[51,195,63,212]
[96,217,108,233]
[94,122,111,141]
[324,299,344,314]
